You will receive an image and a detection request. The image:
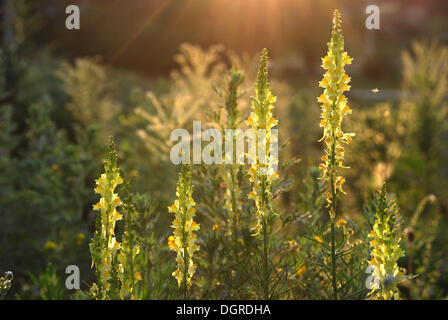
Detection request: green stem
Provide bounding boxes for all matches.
[260,173,270,299]
[329,122,338,300]
[262,216,269,299]
[181,208,189,299]
[330,215,338,300]
[230,165,239,255]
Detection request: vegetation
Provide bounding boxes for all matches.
[1,3,447,300]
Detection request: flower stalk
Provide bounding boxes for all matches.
[247,48,278,299]
[89,137,124,299]
[368,183,405,300]
[317,9,354,299]
[168,164,200,298]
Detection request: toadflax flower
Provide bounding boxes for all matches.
[318,9,354,220]
[168,164,200,292]
[315,9,355,300]
[247,48,279,235]
[89,137,123,299]
[368,183,406,300]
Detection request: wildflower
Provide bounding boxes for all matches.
[212,224,220,231]
[246,48,278,235]
[316,9,354,300]
[43,241,57,250]
[89,137,123,300]
[318,9,354,219]
[245,49,279,299]
[296,265,306,277]
[368,183,405,300]
[168,235,176,248]
[168,164,200,293]
[336,218,347,228]
[313,235,324,245]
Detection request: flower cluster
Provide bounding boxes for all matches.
[368,183,405,300]
[89,137,124,299]
[247,48,279,235]
[0,271,13,300]
[168,164,200,290]
[318,9,354,218]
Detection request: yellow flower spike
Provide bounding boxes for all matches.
[368,183,406,300]
[315,10,356,300]
[246,51,278,236]
[168,164,199,293]
[89,137,124,300]
[245,49,280,299]
[317,9,354,219]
